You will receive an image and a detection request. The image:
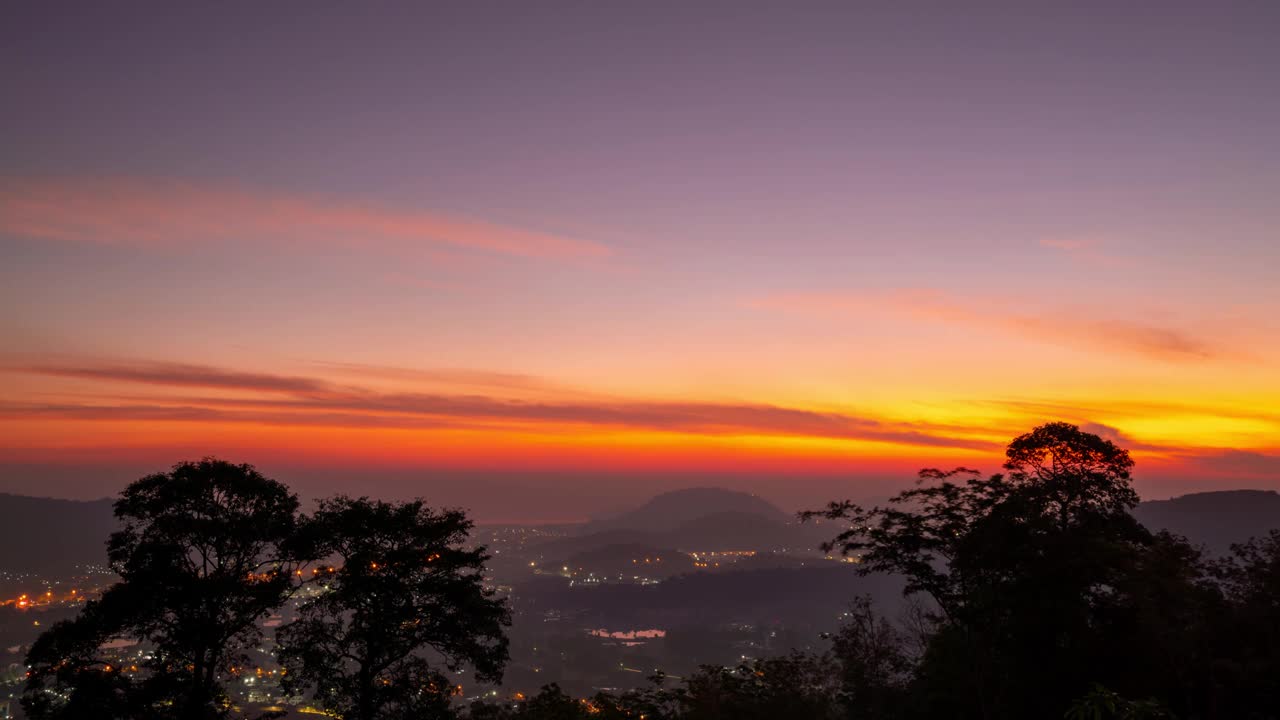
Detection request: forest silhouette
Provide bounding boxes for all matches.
[21,423,1280,720]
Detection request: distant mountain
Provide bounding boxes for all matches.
[1136,489,1280,555]
[533,488,828,559]
[582,488,791,534]
[0,493,116,573]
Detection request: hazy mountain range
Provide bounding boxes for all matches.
[1,487,1278,574]
[1133,489,1280,554]
[0,493,117,573]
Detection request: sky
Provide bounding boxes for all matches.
[2,2,1279,521]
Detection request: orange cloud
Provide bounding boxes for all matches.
[6,359,994,450]
[7,356,1279,489]
[0,177,609,259]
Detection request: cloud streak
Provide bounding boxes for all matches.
[755,289,1218,362]
[1189,449,1280,477]
[7,360,995,450]
[309,362,572,396]
[990,398,1280,426]
[14,361,336,395]
[0,178,609,259]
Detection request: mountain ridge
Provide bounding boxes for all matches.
[0,493,118,573]
[0,487,1277,573]
[580,487,791,534]
[1134,488,1280,554]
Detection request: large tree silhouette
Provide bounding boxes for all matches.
[276,496,510,720]
[804,422,1166,718]
[23,458,302,720]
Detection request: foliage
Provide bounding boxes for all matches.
[828,596,913,718]
[674,653,843,720]
[1002,421,1137,523]
[1065,685,1172,720]
[1206,529,1280,717]
[463,655,843,720]
[276,496,511,720]
[803,422,1177,718]
[24,458,301,720]
[22,586,144,719]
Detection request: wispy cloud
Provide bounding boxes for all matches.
[1188,449,1280,477]
[989,398,1280,426]
[1003,315,1213,361]
[13,361,336,395]
[6,359,994,450]
[309,362,566,395]
[754,289,1219,362]
[0,177,610,260]
[1077,422,1177,453]
[0,402,475,431]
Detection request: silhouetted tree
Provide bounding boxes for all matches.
[805,422,1158,719]
[462,682,650,720]
[670,653,843,720]
[23,458,301,720]
[1208,529,1280,717]
[1002,421,1137,525]
[1087,530,1223,718]
[461,656,846,720]
[828,596,912,718]
[276,496,510,720]
[1065,685,1172,720]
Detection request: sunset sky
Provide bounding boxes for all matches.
[3,3,1279,521]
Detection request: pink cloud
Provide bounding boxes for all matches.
[0,177,610,260]
[1038,235,1132,269]
[11,361,336,395]
[754,289,1219,362]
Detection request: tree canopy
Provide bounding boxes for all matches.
[25,458,302,720]
[276,496,510,720]
[798,421,1271,719]
[23,463,507,720]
